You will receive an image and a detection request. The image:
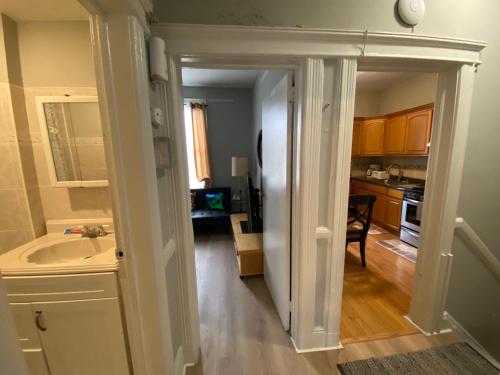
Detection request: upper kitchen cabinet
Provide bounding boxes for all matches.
[360,118,385,155]
[351,120,362,156]
[353,105,433,156]
[405,108,433,155]
[384,115,407,154]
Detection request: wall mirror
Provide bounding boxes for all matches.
[36,96,108,187]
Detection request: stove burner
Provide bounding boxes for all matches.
[403,186,425,202]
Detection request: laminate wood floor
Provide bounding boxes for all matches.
[342,231,418,343]
[187,231,458,375]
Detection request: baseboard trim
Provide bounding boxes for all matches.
[443,312,500,370]
[183,362,195,375]
[403,315,452,336]
[290,337,343,353]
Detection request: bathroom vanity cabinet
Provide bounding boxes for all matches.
[4,272,130,375]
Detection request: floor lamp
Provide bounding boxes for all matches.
[231,156,249,213]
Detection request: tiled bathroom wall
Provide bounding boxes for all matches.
[0,16,38,254]
[0,82,35,254]
[0,17,113,253]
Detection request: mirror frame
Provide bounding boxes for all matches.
[36,95,109,188]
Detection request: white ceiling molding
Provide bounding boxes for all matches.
[153,24,486,65]
[181,68,261,88]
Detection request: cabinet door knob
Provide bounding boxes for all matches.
[35,310,47,331]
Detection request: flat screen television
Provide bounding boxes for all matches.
[241,176,262,233]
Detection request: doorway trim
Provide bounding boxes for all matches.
[154,23,485,353]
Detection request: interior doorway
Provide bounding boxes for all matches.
[341,69,439,343]
[178,66,295,371]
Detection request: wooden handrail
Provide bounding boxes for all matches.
[455,217,500,283]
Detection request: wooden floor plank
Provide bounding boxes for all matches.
[341,231,419,343]
[187,231,458,374]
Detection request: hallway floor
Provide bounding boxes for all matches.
[186,231,457,375]
[342,229,418,343]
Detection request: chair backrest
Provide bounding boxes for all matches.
[191,187,232,212]
[348,194,377,235]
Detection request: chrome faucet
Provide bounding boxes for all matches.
[386,164,404,182]
[81,225,108,238]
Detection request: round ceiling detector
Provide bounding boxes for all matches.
[398,0,425,26]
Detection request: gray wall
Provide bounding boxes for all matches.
[164,0,500,360]
[251,70,287,188]
[183,87,253,197]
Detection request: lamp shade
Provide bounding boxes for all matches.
[231,156,249,177]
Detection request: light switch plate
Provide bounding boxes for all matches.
[151,107,163,128]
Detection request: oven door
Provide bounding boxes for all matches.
[400,226,420,248]
[401,199,422,232]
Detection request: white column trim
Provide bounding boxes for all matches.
[324,59,357,347]
[292,58,325,349]
[409,64,476,333]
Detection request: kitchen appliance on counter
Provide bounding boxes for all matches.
[400,186,424,247]
[366,164,381,177]
[371,170,390,180]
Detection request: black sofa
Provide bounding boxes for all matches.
[190,187,232,232]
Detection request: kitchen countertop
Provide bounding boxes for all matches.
[351,176,425,191]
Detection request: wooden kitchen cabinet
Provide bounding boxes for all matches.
[360,119,385,155]
[372,194,387,223]
[384,115,407,154]
[385,198,403,232]
[405,108,433,154]
[354,105,433,156]
[351,121,362,156]
[350,180,403,234]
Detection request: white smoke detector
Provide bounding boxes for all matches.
[398,0,426,26]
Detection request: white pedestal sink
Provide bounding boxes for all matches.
[0,220,118,276]
[25,237,115,265]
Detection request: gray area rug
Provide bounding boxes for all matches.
[377,239,417,263]
[337,343,499,375]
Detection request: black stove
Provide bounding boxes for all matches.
[403,186,425,202]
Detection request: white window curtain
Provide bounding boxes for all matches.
[183,102,205,189]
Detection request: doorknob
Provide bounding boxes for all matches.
[35,310,47,331]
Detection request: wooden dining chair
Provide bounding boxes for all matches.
[346,194,377,267]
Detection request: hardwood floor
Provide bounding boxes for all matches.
[341,229,418,343]
[187,231,458,374]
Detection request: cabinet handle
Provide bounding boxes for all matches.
[35,310,47,331]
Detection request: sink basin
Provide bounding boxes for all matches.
[24,237,115,265]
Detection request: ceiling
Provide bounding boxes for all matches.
[0,0,89,21]
[182,68,261,88]
[356,71,419,91]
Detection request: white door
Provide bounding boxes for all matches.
[32,298,130,375]
[262,73,293,330]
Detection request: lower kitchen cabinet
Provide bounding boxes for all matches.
[24,349,50,375]
[6,272,130,375]
[33,298,129,375]
[350,180,403,234]
[372,194,387,223]
[385,198,403,232]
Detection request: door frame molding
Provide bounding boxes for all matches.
[153,23,485,354]
[85,2,175,375]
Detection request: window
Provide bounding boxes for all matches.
[183,103,205,189]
